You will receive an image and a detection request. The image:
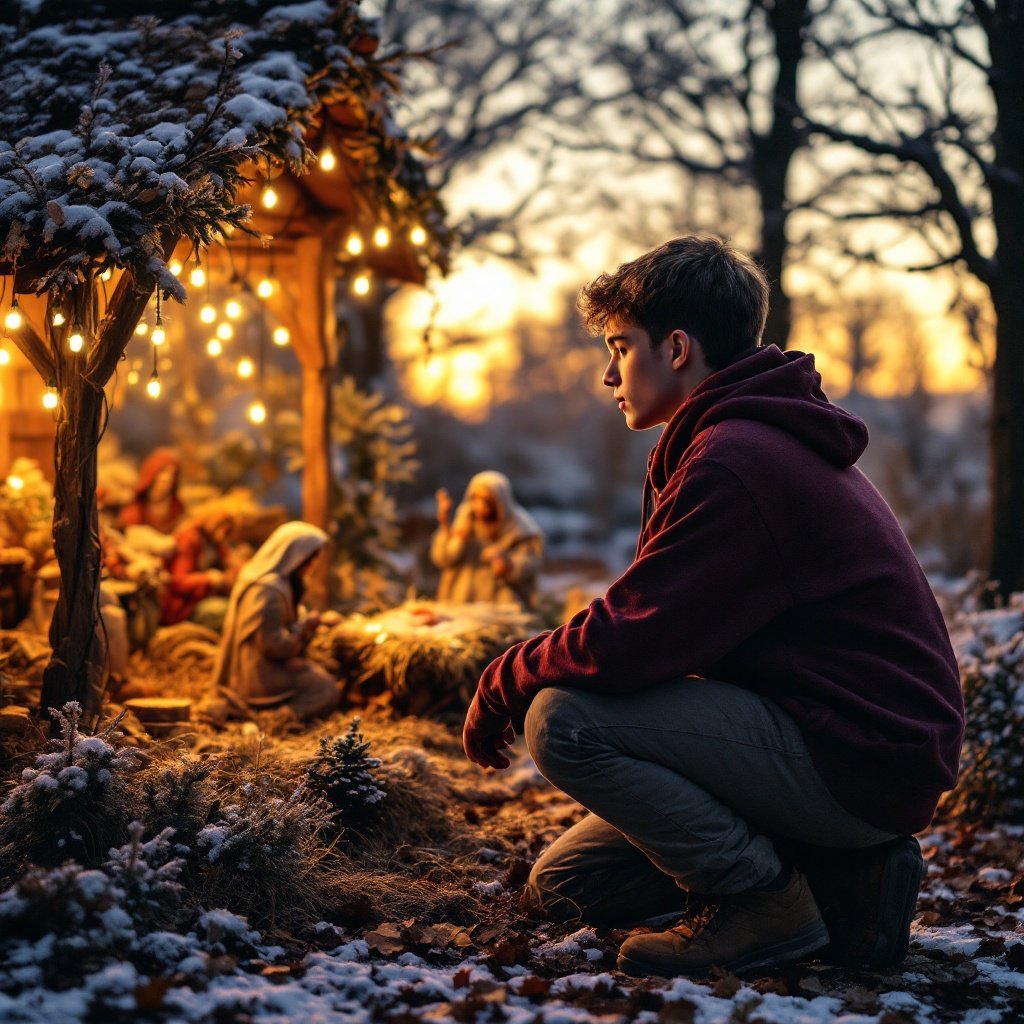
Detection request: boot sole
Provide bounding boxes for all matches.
[616,919,830,979]
[842,838,924,969]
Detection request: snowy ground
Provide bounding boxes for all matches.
[1,721,1022,1024]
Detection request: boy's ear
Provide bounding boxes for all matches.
[668,330,691,370]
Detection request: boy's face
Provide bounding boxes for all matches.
[602,318,690,431]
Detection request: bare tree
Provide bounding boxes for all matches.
[373,0,592,263]
[575,0,833,348]
[802,0,1024,594]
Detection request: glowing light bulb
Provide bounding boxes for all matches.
[372,226,390,248]
[409,225,427,247]
[257,277,274,299]
[237,357,255,379]
[225,299,242,320]
[352,273,371,296]
[247,399,267,424]
[272,326,290,347]
[169,260,183,276]
[0,346,10,367]
[52,310,66,327]
[190,265,206,287]
[99,267,112,281]
[344,233,363,256]
[43,385,58,410]
[216,322,233,341]
[7,474,23,490]
[206,338,223,358]
[261,185,278,209]
[200,303,217,324]
[319,147,336,171]
[146,374,161,399]
[135,321,149,336]
[5,302,22,331]
[68,327,85,353]
[127,368,140,386]
[151,321,166,346]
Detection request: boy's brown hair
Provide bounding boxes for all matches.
[577,235,770,370]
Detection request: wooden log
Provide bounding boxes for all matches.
[123,697,192,724]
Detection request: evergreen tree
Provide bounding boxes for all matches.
[306,718,386,827]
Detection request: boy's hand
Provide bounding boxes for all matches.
[463,691,515,770]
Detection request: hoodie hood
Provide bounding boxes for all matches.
[650,345,868,492]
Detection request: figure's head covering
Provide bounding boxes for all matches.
[212,522,328,689]
[235,521,329,589]
[134,448,181,499]
[454,470,543,545]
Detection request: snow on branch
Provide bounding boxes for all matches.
[0,1,444,298]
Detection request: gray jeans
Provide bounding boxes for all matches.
[523,679,895,925]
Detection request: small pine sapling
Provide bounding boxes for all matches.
[306,717,386,828]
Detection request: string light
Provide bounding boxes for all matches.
[151,291,166,345]
[256,277,274,299]
[372,226,390,248]
[0,342,10,366]
[352,272,371,296]
[319,147,336,171]
[146,372,161,398]
[206,338,223,357]
[68,324,85,353]
[272,326,290,347]
[344,233,363,256]
[200,303,217,324]
[135,321,149,336]
[247,399,267,424]
[169,260,183,277]
[189,259,206,288]
[409,225,428,246]
[225,299,242,320]
[127,368,140,386]
[52,309,66,327]
[5,299,23,331]
[43,382,58,410]
[237,357,255,379]
[261,183,279,209]
[216,322,233,341]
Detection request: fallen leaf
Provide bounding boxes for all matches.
[658,999,698,1023]
[134,976,172,1011]
[515,975,551,997]
[1006,943,1024,970]
[710,966,742,998]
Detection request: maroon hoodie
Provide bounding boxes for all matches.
[476,345,965,834]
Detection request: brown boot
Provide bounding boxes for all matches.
[616,871,829,978]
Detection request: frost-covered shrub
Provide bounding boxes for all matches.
[306,718,386,828]
[0,702,139,872]
[103,822,187,927]
[197,781,327,875]
[140,757,218,858]
[0,822,184,987]
[943,606,1024,822]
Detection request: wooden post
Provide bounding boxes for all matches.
[288,234,338,607]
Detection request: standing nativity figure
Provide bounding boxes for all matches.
[213,522,339,722]
[431,471,544,609]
